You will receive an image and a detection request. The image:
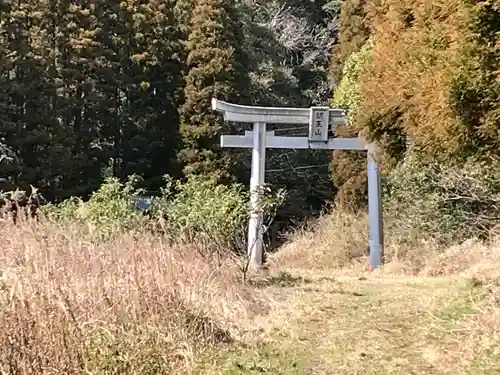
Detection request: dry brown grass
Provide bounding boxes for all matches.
[2,212,500,374]
[0,220,267,374]
[230,209,500,374]
[270,209,500,277]
[269,210,370,272]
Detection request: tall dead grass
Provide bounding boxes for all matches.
[270,209,500,369]
[269,210,369,271]
[271,209,500,277]
[0,221,266,374]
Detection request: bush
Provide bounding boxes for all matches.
[43,175,150,238]
[384,153,500,246]
[332,38,373,127]
[151,174,286,254]
[329,40,374,210]
[43,174,286,255]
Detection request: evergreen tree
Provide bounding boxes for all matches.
[0,0,72,196]
[0,0,184,197]
[329,0,370,85]
[179,0,250,181]
[84,0,183,192]
[114,0,184,189]
[49,0,109,198]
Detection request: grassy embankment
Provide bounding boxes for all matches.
[1,212,499,375]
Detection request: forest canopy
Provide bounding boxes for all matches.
[0,0,498,239]
[0,0,339,226]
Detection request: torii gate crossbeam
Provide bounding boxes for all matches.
[212,98,384,271]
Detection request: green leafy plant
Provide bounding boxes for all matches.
[332,38,373,126]
[150,174,286,257]
[43,173,286,258]
[43,175,148,239]
[384,153,500,246]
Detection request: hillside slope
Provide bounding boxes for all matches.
[197,272,499,374]
[1,220,499,375]
[193,226,500,375]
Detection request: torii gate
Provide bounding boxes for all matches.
[212,98,384,271]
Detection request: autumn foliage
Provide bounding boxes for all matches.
[330,0,500,239]
[358,0,500,161]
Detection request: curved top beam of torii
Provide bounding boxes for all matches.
[211,98,346,125]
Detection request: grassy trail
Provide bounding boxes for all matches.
[196,272,499,375]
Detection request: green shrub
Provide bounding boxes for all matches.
[332,38,373,126]
[384,153,500,246]
[151,174,286,253]
[330,39,374,209]
[43,175,148,238]
[43,174,286,252]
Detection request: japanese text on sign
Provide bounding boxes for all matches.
[309,107,329,142]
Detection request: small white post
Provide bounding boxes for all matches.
[367,144,384,270]
[247,122,266,267]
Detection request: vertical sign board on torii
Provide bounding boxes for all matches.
[212,98,384,271]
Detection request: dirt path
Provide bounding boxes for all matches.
[195,272,499,375]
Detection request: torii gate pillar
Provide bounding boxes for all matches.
[247,122,266,265]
